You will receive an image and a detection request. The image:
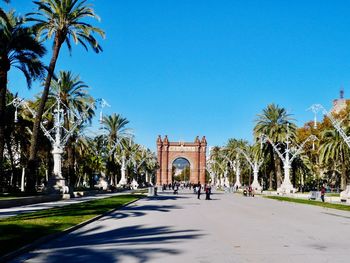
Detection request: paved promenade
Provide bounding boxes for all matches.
[12,189,350,263]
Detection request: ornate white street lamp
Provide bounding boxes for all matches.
[260,124,317,194]
[9,91,97,193]
[220,150,241,189]
[236,148,263,192]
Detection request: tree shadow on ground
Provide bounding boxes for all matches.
[322,212,350,220]
[101,203,182,221]
[148,195,190,201]
[17,225,204,263]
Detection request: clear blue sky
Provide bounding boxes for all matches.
[4,0,350,151]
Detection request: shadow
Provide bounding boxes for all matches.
[0,222,67,258]
[101,204,182,221]
[145,195,190,201]
[322,212,350,220]
[0,209,45,218]
[203,198,221,201]
[16,225,204,263]
[21,247,179,263]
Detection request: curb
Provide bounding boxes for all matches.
[0,197,141,263]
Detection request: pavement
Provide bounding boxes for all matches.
[0,191,133,219]
[10,189,350,263]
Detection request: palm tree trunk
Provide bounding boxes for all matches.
[5,133,15,185]
[0,70,8,181]
[341,152,347,190]
[269,146,275,190]
[27,36,63,193]
[292,164,296,187]
[275,153,282,188]
[63,111,76,190]
[67,140,76,188]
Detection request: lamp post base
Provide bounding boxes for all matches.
[46,176,69,194]
[340,185,350,202]
[118,177,127,187]
[234,181,241,189]
[277,182,296,194]
[131,179,139,189]
[251,180,262,192]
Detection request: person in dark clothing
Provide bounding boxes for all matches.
[197,183,201,199]
[205,184,211,200]
[173,183,178,194]
[320,185,326,202]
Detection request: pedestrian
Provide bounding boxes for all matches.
[248,186,252,197]
[205,184,211,200]
[320,185,326,202]
[173,183,178,194]
[197,183,201,199]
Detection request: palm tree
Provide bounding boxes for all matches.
[130,146,157,185]
[102,113,132,185]
[319,127,350,190]
[102,114,132,144]
[223,139,251,185]
[142,149,158,185]
[27,0,105,192]
[0,11,46,180]
[254,104,296,189]
[49,70,95,188]
[76,135,105,188]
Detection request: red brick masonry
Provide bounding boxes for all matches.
[156,135,207,185]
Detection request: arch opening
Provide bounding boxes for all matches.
[172,157,191,183]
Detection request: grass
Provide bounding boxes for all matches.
[265,196,350,212]
[0,196,19,200]
[0,194,143,257]
[326,193,340,197]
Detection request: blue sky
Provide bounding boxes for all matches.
[4,0,350,151]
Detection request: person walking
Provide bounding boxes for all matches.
[248,185,252,197]
[320,185,326,202]
[173,183,178,194]
[205,184,211,200]
[197,183,201,199]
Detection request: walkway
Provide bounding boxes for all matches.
[12,189,350,263]
[0,191,132,219]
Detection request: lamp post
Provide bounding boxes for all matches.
[260,124,317,194]
[206,159,215,186]
[236,148,263,192]
[309,104,350,148]
[220,150,241,189]
[9,91,97,193]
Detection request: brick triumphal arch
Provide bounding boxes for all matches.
[156,135,207,185]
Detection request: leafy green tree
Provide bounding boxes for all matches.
[319,127,350,190]
[27,0,105,192]
[0,11,45,181]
